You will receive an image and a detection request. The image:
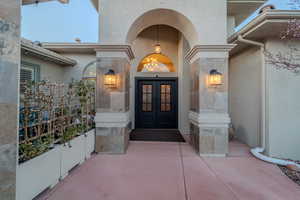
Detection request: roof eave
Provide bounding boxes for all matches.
[22,0,69,5]
[228,10,300,43]
[21,39,77,66]
[42,43,135,60]
[228,10,300,56]
[227,0,267,26]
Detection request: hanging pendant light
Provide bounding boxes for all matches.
[154,25,162,54]
[143,25,163,72]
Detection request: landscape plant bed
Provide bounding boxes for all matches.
[19,80,95,163]
[278,161,300,186]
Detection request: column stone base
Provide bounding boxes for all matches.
[189,111,230,157]
[95,112,131,154]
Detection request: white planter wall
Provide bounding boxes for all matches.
[84,129,95,159]
[17,130,95,200]
[16,147,60,200]
[60,135,85,179]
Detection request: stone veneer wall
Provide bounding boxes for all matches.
[190,59,199,112]
[96,58,130,113]
[95,125,131,154]
[0,0,20,199]
[198,58,228,113]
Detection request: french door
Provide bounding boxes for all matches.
[135,78,178,129]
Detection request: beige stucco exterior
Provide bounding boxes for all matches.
[60,53,96,82]
[229,11,300,160]
[39,0,267,157]
[265,39,300,160]
[229,46,262,148]
[28,2,300,162]
[21,54,65,82]
[98,0,227,46]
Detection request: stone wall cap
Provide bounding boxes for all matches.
[189,111,231,126]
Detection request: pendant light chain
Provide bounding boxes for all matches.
[157,25,159,45]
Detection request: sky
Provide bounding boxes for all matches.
[22,0,98,42]
[21,0,298,43]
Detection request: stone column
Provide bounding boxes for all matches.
[0,0,20,199]
[186,45,234,157]
[94,45,134,154]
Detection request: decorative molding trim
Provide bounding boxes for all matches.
[95,112,131,128]
[189,111,231,128]
[42,43,135,60]
[185,44,236,62]
[95,45,135,60]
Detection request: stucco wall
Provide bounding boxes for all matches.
[229,47,262,147]
[21,54,65,82]
[227,16,235,37]
[178,34,191,134]
[98,0,227,46]
[132,25,179,75]
[265,39,300,160]
[22,53,97,84]
[60,53,96,82]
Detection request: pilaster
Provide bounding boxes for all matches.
[186,44,234,157]
[94,45,134,154]
[0,0,20,199]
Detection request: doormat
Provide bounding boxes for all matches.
[130,129,185,142]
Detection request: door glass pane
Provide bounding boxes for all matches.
[166,94,170,102]
[142,84,152,112]
[160,84,171,112]
[166,85,171,93]
[161,104,166,111]
[166,104,171,111]
[147,104,152,112]
[143,104,147,112]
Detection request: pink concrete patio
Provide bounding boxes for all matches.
[38,141,300,200]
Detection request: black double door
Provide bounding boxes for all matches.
[135,78,178,129]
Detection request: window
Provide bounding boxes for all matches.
[20,61,40,92]
[137,53,175,72]
[160,84,171,112]
[142,84,152,112]
[20,67,34,83]
[82,60,97,80]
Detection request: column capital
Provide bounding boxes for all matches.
[185,44,236,63]
[95,112,131,128]
[95,44,135,61]
[189,111,231,128]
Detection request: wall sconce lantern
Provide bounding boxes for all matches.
[104,69,117,88]
[208,69,223,86]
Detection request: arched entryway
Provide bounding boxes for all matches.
[129,24,192,133]
[125,9,197,141]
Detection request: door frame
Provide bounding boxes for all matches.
[134,77,178,129]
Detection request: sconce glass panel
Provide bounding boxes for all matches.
[209,69,223,86]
